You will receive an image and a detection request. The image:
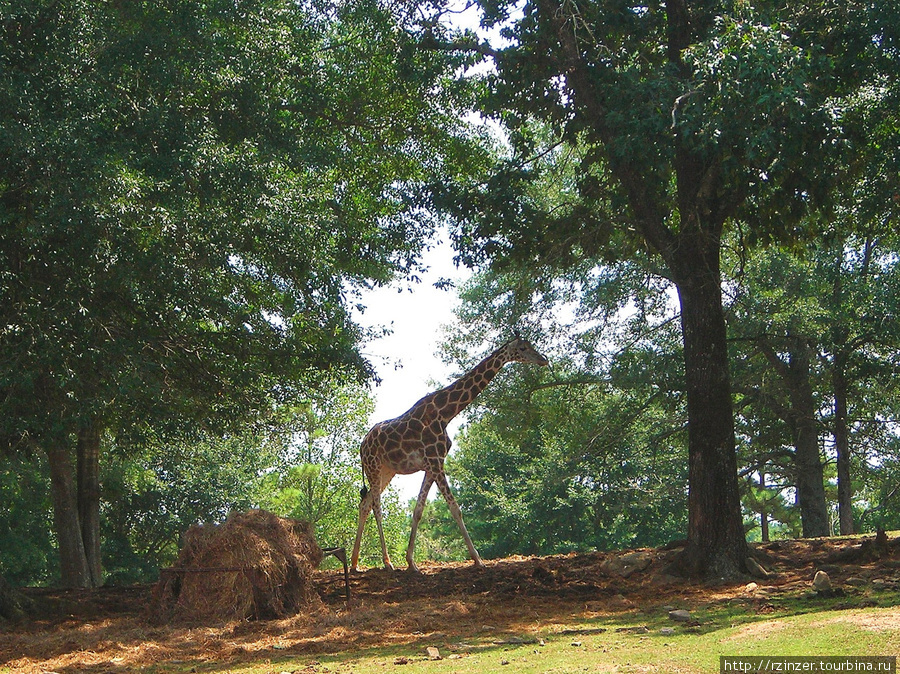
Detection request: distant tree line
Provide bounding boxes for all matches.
[0,380,410,587]
[417,232,900,559]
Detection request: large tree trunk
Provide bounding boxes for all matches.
[832,362,854,535]
[757,339,830,537]
[793,412,830,537]
[830,242,859,536]
[77,421,103,586]
[670,236,749,578]
[789,345,830,538]
[46,442,93,588]
[536,0,750,578]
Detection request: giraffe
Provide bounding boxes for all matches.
[350,336,549,573]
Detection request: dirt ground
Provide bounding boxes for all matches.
[2,535,899,674]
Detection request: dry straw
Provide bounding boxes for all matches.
[151,510,324,623]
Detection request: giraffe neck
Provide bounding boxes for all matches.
[432,346,510,422]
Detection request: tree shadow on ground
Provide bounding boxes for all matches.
[2,535,899,674]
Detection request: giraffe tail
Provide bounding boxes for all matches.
[360,484,368,500]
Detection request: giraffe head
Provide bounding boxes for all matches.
[504,335,549,366]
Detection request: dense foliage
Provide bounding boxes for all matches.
[446,381,688,556]
[0,382,409,585]
[0,0,472,586]
[414,0,899,575]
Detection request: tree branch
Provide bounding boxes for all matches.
[533,0,676,261]
[420,31,500,60]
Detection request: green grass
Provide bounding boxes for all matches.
[138,589,900,674]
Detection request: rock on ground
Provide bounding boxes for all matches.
[600,551,653,579]
[668,609,692,622]
[813,570,832,592]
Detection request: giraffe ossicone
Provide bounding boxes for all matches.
[350,335,549,573]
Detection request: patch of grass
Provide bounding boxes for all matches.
[140,589,900,674]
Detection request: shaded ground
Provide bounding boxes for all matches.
[2,535,899,673]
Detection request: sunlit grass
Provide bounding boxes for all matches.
[139,588,900,674]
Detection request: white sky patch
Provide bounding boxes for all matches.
[353,236,470,501]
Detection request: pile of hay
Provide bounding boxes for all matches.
[151,510,324,623]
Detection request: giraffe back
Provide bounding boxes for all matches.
[361,398,450,477]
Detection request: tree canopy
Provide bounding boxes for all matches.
[0,0,475,586]
[420,0,898,576]
[1,0,470,441]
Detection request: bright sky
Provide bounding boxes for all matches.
[354,236,470,502]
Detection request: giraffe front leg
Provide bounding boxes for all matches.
[406,474,435,574]
[435,474,485,569]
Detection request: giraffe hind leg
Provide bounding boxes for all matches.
[371,490,394,570]
[350,486,374,572]
[350,483,395,571]
[406,473,435,574]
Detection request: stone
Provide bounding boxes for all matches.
[813,570,832,592]
[845,577,867,587]
[746,557,770,579]
[660,627,675,636]
[744,582,759,593]
[600,551,654,578]
[425,647,442,660]
[651,573,680,587]
[608,593,634,609]
[668,609,692,622]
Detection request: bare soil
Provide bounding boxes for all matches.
[2,535,899,674]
